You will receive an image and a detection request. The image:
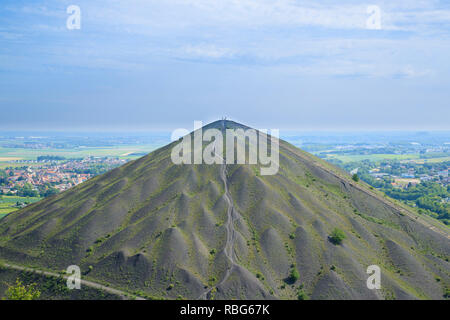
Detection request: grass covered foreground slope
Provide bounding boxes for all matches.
[0,120,449,300]
[0,266,121,300]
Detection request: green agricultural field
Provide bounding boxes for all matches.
[0,162,43,169]
[404,156,450,164]
[0,144,158,162]
[0,196,41,220]
[324,153,421,163]
[324,153,450,164]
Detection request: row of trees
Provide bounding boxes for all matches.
[2,183,59,198]
[70,163,111,175]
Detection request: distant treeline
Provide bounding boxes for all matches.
[1,183,58,198]
[37,155,66,161]
[71,163,113,175]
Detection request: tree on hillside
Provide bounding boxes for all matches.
[329,228,346,245]
[352,174,359,182]
[288,268,300,283]
[3,278,41,300]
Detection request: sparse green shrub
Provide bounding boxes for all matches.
[3,279,41,300]
[287,267,299,283]
[289,233,296,239]
[329,228,346,245]
[210,249,216,255]
[208,276,217,285]
[297,289,309,300]
[444,287,450,299]
[256,272,264,280]
[352,174,359,182]
[85,265,93,275]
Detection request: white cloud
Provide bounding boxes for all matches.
[281,60,433,79]
[2,0,450,78]
[180,44,235,59]
[82,0,450,33]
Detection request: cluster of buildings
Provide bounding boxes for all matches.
[1,157,127,195]
[369,164,449,189]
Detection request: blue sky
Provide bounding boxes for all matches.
[1,0,450,131]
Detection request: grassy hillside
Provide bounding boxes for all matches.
[0,120,449,300]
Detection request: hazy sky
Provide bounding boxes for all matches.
[1,0,450,131]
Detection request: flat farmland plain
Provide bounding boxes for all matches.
[0,145,158,161]
[325,153,450,163]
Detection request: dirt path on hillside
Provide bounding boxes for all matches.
[198,121,240,300]
[198,163,239,300]
[216,162,239,282]
[2,262,145,300]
